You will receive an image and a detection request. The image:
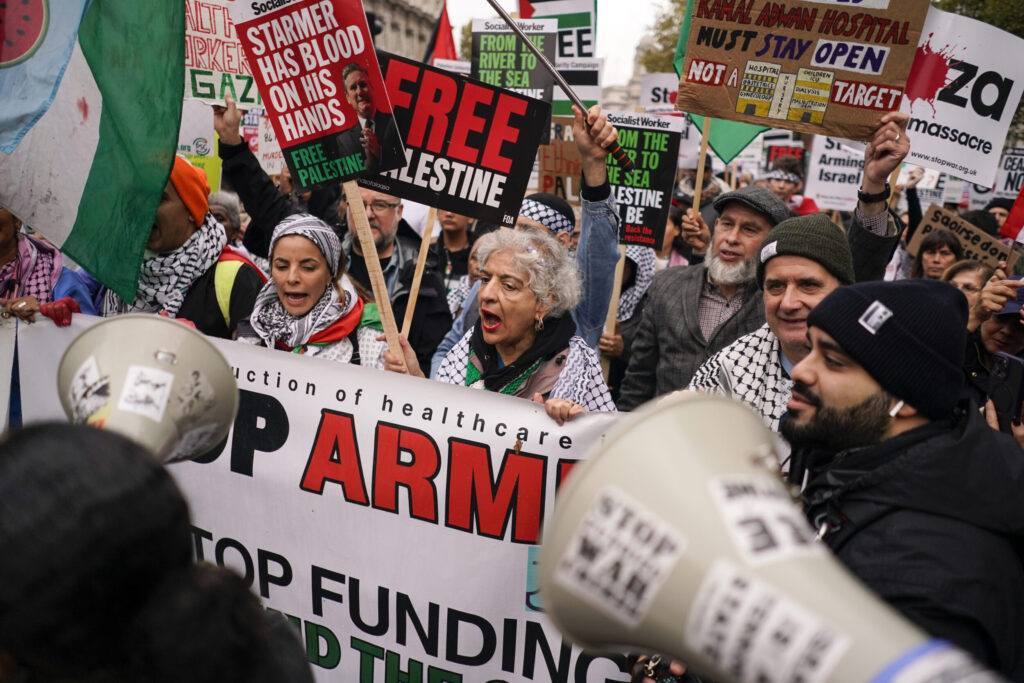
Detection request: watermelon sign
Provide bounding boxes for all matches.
[0,0,49,68]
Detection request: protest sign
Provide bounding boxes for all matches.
[433,58,471,75]
[185,0,262,107]
[258,114,285,175]
[553,58,603,117]
[676,0,930,141]
[991,148,1024,201]
[518,0,597,58]
[18,316,628,682]
[227,0,405,192]
[472,18,557,143]
[902,8,1024,188]
[605,112,684,248]
[908,204,1017,270]
[803,136,863,211]
[641,73,680,113]
[361,53,550,229]
[178,99,222,192]
[240,107,263,152]
[539,116,582,206]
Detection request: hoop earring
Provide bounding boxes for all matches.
[534,318,544,332]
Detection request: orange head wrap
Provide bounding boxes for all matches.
[169,155,210,227]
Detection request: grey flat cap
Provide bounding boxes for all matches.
[712,186,792,227]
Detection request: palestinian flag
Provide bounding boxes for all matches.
[519,0,596,58]
[552,58,601,117]
[673,0,766,164]
[0,0,184,300]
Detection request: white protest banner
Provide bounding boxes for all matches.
[18,316,629,682]
[902,8,1024,187]
[258,114,285,176]
[178,99,222,191]
[185,0,262,107]
[804,136,863,211]
[641,73,680,114]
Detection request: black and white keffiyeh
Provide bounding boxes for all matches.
[520,198,574,234]
[618,245,655,322]
[102,213,226,317]
[242,273,358,350]
[764,169,802,184]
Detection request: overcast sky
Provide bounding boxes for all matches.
[444,0,667,87]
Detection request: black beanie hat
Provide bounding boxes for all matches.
[756,214,855,288]
[806,280,967,420]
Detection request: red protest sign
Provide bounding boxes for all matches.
[227,0,405,190]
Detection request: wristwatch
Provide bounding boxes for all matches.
[857,183,891,204]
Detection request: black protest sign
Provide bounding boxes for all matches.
[605,112,684,247]
[361,52,551,228]
[471,18,557,143]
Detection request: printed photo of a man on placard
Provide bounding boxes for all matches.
[336,63,404,174]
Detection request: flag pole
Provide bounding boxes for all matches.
[600,245,627,381]
[692,116,712,216]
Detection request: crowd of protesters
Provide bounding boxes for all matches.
[3,89,1024,679]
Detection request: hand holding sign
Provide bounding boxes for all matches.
[680,209,712,254]
[573,104,617,187]
[361,125,382,166]
[212,93,243,147]
[860,111,910,213]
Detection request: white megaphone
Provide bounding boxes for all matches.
[56,314,238,463]
[539,393,1000,682]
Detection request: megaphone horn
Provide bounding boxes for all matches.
[57,314,238,463]
[539,393,1000,682]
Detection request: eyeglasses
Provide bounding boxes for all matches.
[363,199,399,214]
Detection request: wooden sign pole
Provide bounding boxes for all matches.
[342,181,402,356]
[600,245,628,381]
[692,117,712,216]
[401,206,438,337]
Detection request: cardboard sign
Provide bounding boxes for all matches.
[908,203,1018,270]
[803,136,863,211]
[258,114,284,175]
[605,112,684,248]
[538,116,582,206]
[227,0,405,191]
[518,0,597,59]
[472,19,557,143]
[360,53,551,229]
[676,0,930,141]
[902,8,1024,188]
[185,0,262,106]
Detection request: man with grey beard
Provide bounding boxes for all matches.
[618,176,901,411]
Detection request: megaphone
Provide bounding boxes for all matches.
[539,393,998,682]
[56,314,238,463]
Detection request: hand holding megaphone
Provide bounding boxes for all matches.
[539,393,1002,682]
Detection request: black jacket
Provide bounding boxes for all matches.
[790,406,1024,678]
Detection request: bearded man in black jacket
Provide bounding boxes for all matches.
[783,279,1024,679]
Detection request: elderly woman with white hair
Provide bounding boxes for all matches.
[389,229,614,423]
[236,214,386,368]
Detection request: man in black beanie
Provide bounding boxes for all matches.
[784,279,1024,679]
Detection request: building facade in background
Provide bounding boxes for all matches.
[365,0,443,60]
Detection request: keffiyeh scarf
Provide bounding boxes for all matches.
[244,274,361,351]
[618,245,655,321]
[102,213,226,317]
